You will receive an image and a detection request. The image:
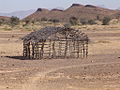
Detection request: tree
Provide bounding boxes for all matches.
[0,19,8,25]
[96,15,100,20]
[102,16,111,25]
[10,16,20,27]
[69,17,79,25]
[80,18,88,25]
[41,17,48,21]
[0,19,3,26]
[64,24,71,28]
[49,19,59,23]
[88,19,96,25]
[23,19,31,26]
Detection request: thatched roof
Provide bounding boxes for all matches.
[22,26,89,43]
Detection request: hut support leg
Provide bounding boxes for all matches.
[82,42,85,58]
[80,43,83,58]
[40,42,45,59]
[73,41,76,58]
[64,39,68,58]
[26,42,30,59]
[33,43,39,59]
[36,43,39,59]
[49,40,52,58]
[32,44,35,59]
[85,41,88,58]
[52,41,56,58]
[23,42,27,57]
[77,41,80,58]
[58,41,62,58]
[69,41,73,58]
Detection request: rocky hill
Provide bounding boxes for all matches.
[23,4,120,22]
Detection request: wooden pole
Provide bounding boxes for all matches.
[82,42,85,58]
[40,42,45,59]
[64,37,68,58]
[32,43,35,59]
[26,42,30,59]
[48,40,52,58]
[52,41,56,58]
[23,41,26,57]
[77,41,80,58]
[85,41,88,58]
[73,41,76,58]
[58,41,62,58]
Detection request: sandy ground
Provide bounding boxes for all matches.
[0,28,120,90]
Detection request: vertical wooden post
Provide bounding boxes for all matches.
[36,43,39,59]
[32,43,35,59]
[73,40,76,58]
[69,40,73,58]
[52,41,56,58]
[82,41,85,58]
[77,41,80,58]
[48,40,52,58]
[78,41,82,58]
[40,42,45,59]
[26,42,30,59]
[85,41,88,58]
[64,38,68,58]
[34,45,37,59]
[23,41,27,57]
[58,41,62,58]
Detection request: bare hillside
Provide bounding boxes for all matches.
[24,4,120,22]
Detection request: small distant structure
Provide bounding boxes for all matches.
[22,27,89,59]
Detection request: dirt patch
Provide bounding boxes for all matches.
[0,29,120,90]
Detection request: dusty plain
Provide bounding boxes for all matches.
[0,26,120,90]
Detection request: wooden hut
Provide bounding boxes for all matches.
[22,27,89,59]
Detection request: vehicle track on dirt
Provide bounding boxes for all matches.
[22,61,120,90]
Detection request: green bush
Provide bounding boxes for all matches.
[80,18,96,25]
[0,19,3,25]
[23,19,31,26]
[88,19,96,25]
[10,16,20,27]
[96,15,100,20]
[64,24,71,28]
[41,17,48,21]
[69,17,79,25]
[102,16,111,25]
[80,18,88,25]
[0,19,9,25]
[49,19,60,23]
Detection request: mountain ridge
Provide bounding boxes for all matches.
[24,4,120,22]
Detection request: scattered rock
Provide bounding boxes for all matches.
[83,77,86,80]
[84,67,87,69]
[8,38,10,41]
[12,64,15,66]
[91,60,94,63]
[118,57,120,58]
[11,35,15,38]
[6,86,9,89]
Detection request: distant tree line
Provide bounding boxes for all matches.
[0,15,112,27]
[0,16,20,27]
[68,16,111,26]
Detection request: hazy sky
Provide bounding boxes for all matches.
[0,0,120,13]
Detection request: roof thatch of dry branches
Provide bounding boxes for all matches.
[22,26,89,43]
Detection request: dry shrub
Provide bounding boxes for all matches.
[96,40,110,43]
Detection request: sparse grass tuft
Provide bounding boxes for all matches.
[96,40,110,43]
